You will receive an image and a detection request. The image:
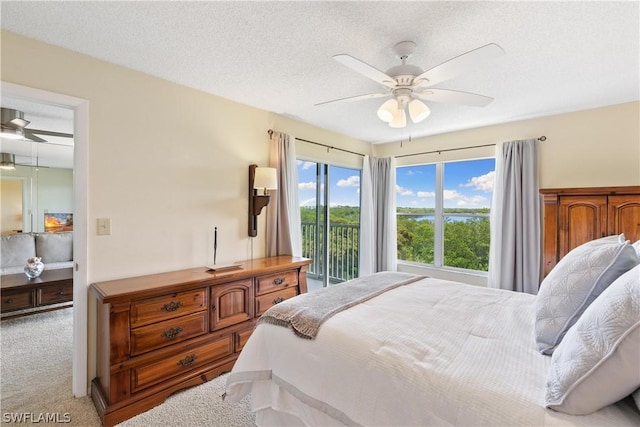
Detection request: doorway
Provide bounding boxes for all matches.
[297,160,361,291]
[2,82,89,397]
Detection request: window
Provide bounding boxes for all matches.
[396,158,495,272]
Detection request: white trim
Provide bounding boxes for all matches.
[2,81,89,397]
[434,163,444,267]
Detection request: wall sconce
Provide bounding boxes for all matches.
[248,164,278,237]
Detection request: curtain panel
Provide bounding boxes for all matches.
[360,155,397,276]
[266,131,302,257]
[487,139,541,294]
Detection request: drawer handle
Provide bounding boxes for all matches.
[6,299,13,304]
[162,301,183,312]
[161,326,183,340]
[177,354,198,367]
[57,290,66,296]
[273,297,285,305]
[273,277,285,286]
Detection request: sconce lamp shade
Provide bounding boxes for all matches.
[253,167,278,191]
[248,164,278,237]
[0,153,16,170]
[408,99,431,123]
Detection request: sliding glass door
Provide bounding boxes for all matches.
[297,160,361,291]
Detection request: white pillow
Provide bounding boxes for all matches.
[535,234,638,354]
[545,263,640,415]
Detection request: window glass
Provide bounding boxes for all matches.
[396,158,495,272]
[442,159,494,271]
[396,164,436,265]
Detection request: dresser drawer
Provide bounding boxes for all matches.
[38,282,73,305]
[1,289,34,312]
[255,270,298,296]
[131,289,207,327]
[130,311,208,356]
[131,335,233,393]
[255,286,298,316]
[235,328,253,352]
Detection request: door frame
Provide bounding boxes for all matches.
[2,81,89,397]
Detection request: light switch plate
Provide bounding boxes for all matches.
[97,218,111,235]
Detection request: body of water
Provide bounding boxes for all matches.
[397,213,489,222]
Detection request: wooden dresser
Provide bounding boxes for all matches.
[541,186,640,276]
[90,256,311,427]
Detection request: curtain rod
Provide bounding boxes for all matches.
[394,136,547,159]
[268,129,365,157]
[268,129,546,159]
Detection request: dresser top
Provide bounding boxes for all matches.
[90,256,311,304]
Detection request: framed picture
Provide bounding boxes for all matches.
[44,213,73,232]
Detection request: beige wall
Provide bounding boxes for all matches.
[374,102,640,188]
[1,30,367,282]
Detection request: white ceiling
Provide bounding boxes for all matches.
[0,1,638,155]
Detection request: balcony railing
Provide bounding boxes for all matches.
[301,222,359,283]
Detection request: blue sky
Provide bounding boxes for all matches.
[297,158,495,209]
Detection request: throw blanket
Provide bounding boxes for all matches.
[258,271,425,339]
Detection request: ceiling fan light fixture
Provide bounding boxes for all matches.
[408,99,431,123]
[388,108,406,128]
[377,99,397,122]
[0,153,16,170]
[0,125,25,140]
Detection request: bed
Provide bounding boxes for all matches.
[225,241,640,426]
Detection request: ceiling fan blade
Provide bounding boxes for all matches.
[315,92,390,106]
[415,88,494,107]
[23,130,47,143]
[333,54,396,89]
[414,43,505,88]
[27,128,74,139]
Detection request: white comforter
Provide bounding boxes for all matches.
[225,276,640,426]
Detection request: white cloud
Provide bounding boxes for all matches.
[337,175,360,187]
[297,160,315,170]
[299,181,316,190]
[462,171,495,192]
[417,191,435,198]
[396,184,414,196]
[443,189,488,207]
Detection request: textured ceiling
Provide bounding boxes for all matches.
[1,1,639,148]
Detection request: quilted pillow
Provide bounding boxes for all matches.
[545,263,640,415]
[535,234,638,354]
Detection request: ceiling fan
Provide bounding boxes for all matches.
[1,107,74,143]
[316,41,505,128]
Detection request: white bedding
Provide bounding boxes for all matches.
[225,276,640,426]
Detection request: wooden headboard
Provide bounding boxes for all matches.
[540,186,640,276]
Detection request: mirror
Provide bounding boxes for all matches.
[0,97,74,235]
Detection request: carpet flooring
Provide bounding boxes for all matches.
[0,308,255,426]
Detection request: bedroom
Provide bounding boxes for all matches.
[0,1,639,426]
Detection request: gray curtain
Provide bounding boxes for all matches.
[487,139,541,294]
[266,131,302,257]
[359,155,397,275]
